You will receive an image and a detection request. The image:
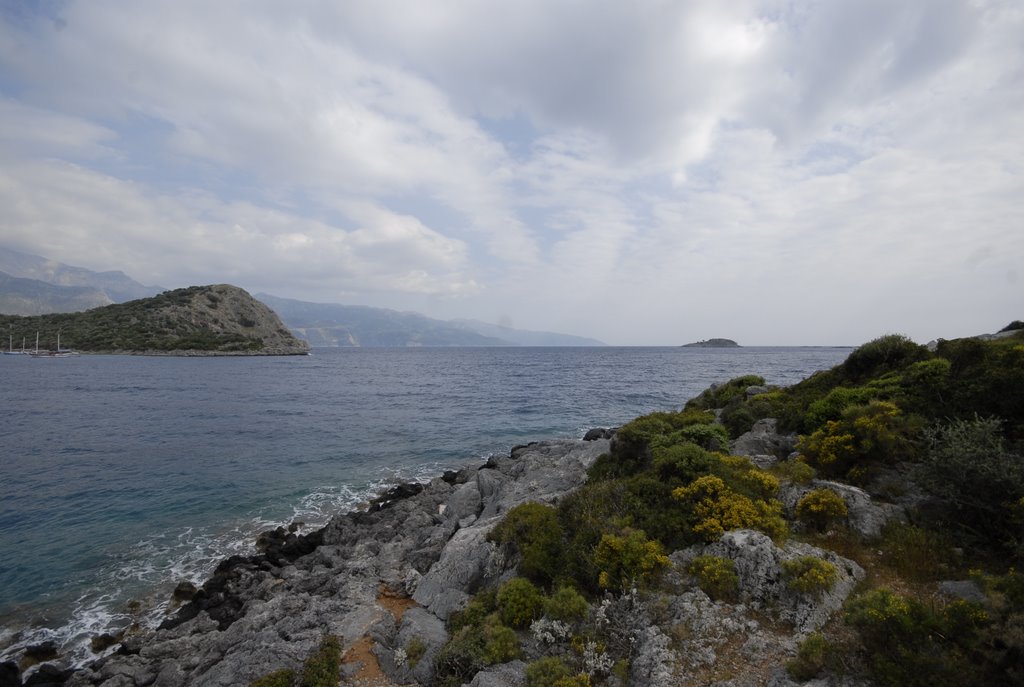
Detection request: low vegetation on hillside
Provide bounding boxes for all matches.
[455,329,1021,687]
[249,326,1024,687]
[0,284,306,353]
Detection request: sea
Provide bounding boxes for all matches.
[0,345,851,666]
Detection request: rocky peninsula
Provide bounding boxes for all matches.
[0,285,309,356]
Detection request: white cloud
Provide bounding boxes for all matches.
[0,0,1021,344]
[0,160,476,299]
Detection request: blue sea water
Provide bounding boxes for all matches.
[0,346,851,664]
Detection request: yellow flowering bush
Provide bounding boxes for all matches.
[673,475,787,542]
[782,556,838,595]
[715,454,781,499]
[797,401,913,480]
[796,489,849,532]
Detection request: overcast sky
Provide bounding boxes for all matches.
[1,1,1021,345]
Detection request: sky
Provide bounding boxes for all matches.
[0,1,1021,346]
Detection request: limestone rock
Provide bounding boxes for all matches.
[466,660,526,687]
[730,418,797,465]
[375,608,448,686]
[673,530,864,633]
[938,580,987,604]
[630,626,678,687]
[64,438,610,687]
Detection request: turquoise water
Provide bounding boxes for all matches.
[0,346,851,664]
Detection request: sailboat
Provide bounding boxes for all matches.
[4,330,27,355]
[30,329,78,358]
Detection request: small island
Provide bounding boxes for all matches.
[682,338,740,348]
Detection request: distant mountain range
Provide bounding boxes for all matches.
[0,246,162,314]
[256,294,606,347]
[0,246,605,347]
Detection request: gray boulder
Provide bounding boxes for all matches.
[730,419,797,467]
[466,660,527,687]
[375,607,448,686]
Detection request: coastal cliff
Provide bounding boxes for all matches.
[0,285,309,355]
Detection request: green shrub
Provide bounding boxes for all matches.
[489,502,564,585]
[593,529,669,589]
[300,635,342,687]
[686,375,766,410]
[405,636,426,668]
[720,403,757,438]
[556,481,628,592]
[786,632,830,681]
[545,585,589,622]
[525,656,573,687]
[619,475,695,551]
[782,556,838,595]
[842,334,929,382]
[434,627,487,687]
[652,442,714,483]
[804,386,877,428]
[250,670,295,687]
[497,577,545,628]
[483,622,520,663]
[796,489,849,532]
[449,589,497,632]
[552,676,591,687]
[673,423,730,451]
[688,555,739,600]
[918,416,1024,555]
[878,523,955,582]
[770,458,816,485]
[845,589,987,687]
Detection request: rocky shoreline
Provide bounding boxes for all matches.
[4,427,895,687]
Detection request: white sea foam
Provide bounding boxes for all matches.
[0,466,476,670]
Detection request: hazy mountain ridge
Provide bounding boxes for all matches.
[257,294,605,347]
[0,246,162,312]
[0,270,114,315]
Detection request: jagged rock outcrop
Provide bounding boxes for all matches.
[673,530,864,634]
[40,435,872,687]
[730,418,798,467]
[60,438,608,687]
